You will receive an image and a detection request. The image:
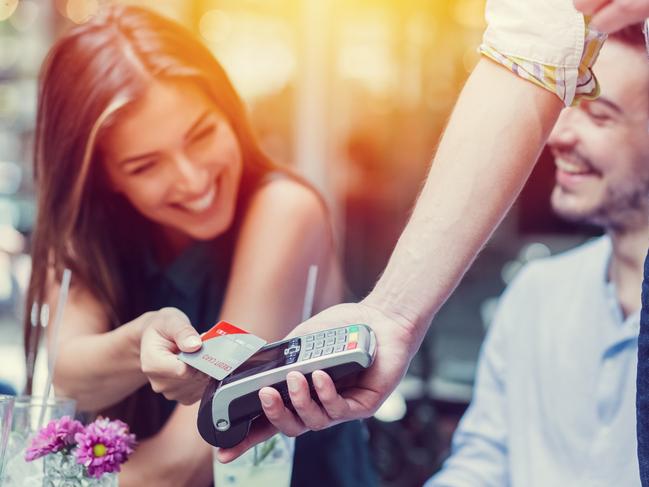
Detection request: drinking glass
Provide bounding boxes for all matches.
[213,434,295,487]
[3,396,76,487]
[0,395,14,486]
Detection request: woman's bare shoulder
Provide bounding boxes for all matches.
[247,177,328,224]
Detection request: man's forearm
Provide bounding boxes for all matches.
[366,59,562,337]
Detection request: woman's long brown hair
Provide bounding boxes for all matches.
[24,5,301,432]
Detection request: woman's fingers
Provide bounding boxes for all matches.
[140,307,206,402]
[157,307,202,352]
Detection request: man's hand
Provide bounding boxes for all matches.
[216,300,420,463]
[140,307,209,405]
[574,0,649,33]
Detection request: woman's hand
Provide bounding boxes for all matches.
[140,307,209,405]
[574,0,649,33]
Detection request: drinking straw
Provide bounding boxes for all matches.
[254,265,319,459]
[301,265,318,322]
[24,303,39,395]
[37,269,71,429]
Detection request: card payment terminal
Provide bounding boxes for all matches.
[197,324,376,448]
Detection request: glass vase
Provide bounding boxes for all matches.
[43,452,117,487]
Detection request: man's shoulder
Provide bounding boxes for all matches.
[511,236,609,290]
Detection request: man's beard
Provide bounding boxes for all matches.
[552,175,649,232]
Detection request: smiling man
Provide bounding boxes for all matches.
[427,26,649,487]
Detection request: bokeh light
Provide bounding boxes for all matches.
[454,0,485,29]
[0,0,19,22]
[8,0,39,32]
[199,9,232,45]
[206,13,296,100]
[65,0,99,24]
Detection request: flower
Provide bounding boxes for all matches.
[25,416,84,461]
[73,418,136,478]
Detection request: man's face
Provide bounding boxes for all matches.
[548,40,649,231]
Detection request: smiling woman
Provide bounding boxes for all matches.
[100,80,245,251]
[24,5,375,487]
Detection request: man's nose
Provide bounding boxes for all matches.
[548,107,580,149]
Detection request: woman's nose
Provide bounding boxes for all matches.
[171,152,209,194]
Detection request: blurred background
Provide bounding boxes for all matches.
[0,1,600,485]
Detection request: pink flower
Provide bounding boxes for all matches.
[25,416,84,461]
[73,418,136,478]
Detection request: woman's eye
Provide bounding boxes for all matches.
[189,124,217,144]
[129,160,156,176]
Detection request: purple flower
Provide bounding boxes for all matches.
[73,418,136,478]
[25,416,84,461]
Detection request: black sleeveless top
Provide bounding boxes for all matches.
[137,237,377,487]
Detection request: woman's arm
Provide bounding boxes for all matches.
[47,282,146,410]
[48,278,197,411]
[119,402,213,487]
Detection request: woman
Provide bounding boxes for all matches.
[25,5,375,486]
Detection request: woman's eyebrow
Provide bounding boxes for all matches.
[117,111,213,168]
[119,151,158,168]
[184,110,212,141]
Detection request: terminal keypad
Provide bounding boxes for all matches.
[300,325,360,360]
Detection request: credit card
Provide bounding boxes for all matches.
[178,321,267,380]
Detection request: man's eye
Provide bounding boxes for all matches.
[588,110,612,124]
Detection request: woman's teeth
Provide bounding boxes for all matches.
[181,186,216,213]
[555,158,592,175]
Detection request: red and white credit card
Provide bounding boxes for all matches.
[177,321,267,380]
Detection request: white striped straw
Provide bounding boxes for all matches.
[301,265,318,322]
[38,269,71,429]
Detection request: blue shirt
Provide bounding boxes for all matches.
[428,237,640,487]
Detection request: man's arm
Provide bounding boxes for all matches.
[365,57,561,336]
[215,58,562,461]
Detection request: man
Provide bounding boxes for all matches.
[139,0,649,466]
[426,28,649,487]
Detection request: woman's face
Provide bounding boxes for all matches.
[101,79,243,248]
